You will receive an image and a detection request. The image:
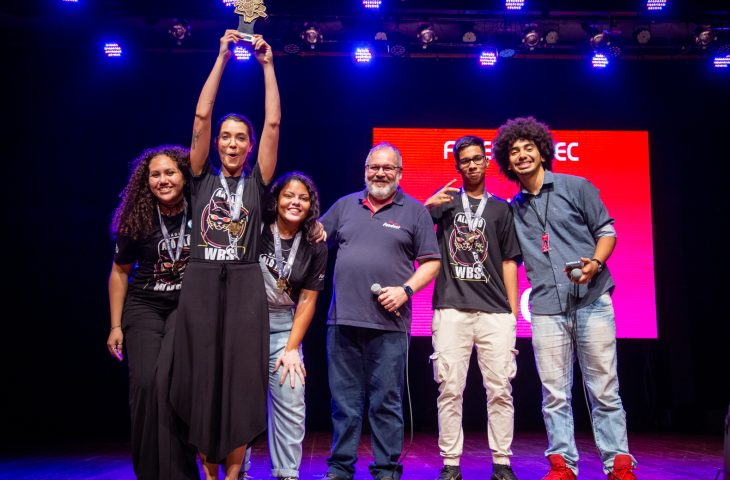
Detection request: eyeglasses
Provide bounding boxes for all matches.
[365,164,401,174]
[458,155,487,168]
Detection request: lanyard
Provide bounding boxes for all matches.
[273,222,302,290]
[218,171,246,222]
[528,191,550,233]
[156,200,187,271]
[460,188,488,231]
[528,191,551,253]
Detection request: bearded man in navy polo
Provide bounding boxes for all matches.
[321,142,441,480]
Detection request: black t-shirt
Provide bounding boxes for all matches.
[258,224,328,307]
[114,210,191,299]
[430,192,521,313]
[189,162,266,263]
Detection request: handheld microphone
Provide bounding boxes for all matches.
[371,283,401,317]
[570,268,583,281]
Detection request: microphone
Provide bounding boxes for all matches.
[371,283,401,317]
[570,268,583,281]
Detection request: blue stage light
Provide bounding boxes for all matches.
[354,47,373,63]
[234,46,251,61]
[714,55,730,68]
[505,0,524,11]
[362,0,382,9]
[479,50,498,67]
[222,0,235,6]
[104,43,122,57]
[61,0,79,3]
[592,53,609,68]
[646,0,667,11]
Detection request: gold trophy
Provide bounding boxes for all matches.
[234,0,268,42]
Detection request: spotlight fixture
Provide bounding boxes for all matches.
[104,42,123,58]
[462,24,477,43]
[589,30,611,50]
[646,0,667,11]
[522,24,540,50]
[694,25,714,49]
[505,0,525,11]
[544,28,559,45]
[479,50,498,67]
[416,23,437,49]
[374,31,388,41]
[234,46,251,61]
[354,47,373,63]
[387,32,408,57]
[168,19,191,46]
[592,53,609,68]
[222,0,235,6]
[635,27,652,44]
[362,0,382,9]
[714,45,730,68]
[301,22,323,50]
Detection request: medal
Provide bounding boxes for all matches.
[272,222,302,292]
[219,171,246,224]
[156,201,187,277]
[229,221,242,236]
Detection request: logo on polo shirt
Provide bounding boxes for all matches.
[383,220,401,230]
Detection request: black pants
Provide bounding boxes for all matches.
[123,293,198,479]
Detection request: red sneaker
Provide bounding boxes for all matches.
[542,455,576,480]
[608,454,637,480]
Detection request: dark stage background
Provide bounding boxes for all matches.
[2,29,728,449]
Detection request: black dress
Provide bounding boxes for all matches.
[170,162,269,463]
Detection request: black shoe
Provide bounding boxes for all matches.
[436,465,462,480]
[322,473,347,480]
[491,464,518,480]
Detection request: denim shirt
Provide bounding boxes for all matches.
[511,171,616,315]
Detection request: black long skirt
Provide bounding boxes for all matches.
[170,260,269,463]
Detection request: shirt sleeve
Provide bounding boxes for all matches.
[114,234,139,266]
[413,206,441,262]
[499,204,522,263]
[301,242,328,291]
[577,178,616,239]
[321,199,341,245]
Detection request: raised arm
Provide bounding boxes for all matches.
[190,30,244,175]
[252,35,280,184]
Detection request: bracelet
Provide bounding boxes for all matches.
[110,325,122,330]
[591,258,604,272]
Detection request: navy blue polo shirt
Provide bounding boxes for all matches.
[322,188,441,332]
[511,171,616,315]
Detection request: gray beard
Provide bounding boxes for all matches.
[367,181,398,200]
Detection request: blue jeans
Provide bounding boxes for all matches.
[326,325,407,480]
[243,310,305,478]
[531,293,634,475]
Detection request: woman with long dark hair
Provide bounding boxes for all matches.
[241,172,327,480]
[169,30,280,480]
[107,144,198,479]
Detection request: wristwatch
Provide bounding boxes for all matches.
[402,284,414,298]
[591,258,604,273]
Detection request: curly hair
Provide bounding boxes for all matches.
[216,113,257,176]
[263,172,321,244]
[492,116,555,184]
[111,145,191,241]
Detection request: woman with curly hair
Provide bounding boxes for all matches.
[169,29,280,480]
[107,144,198,479]
[240,172,327,480]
